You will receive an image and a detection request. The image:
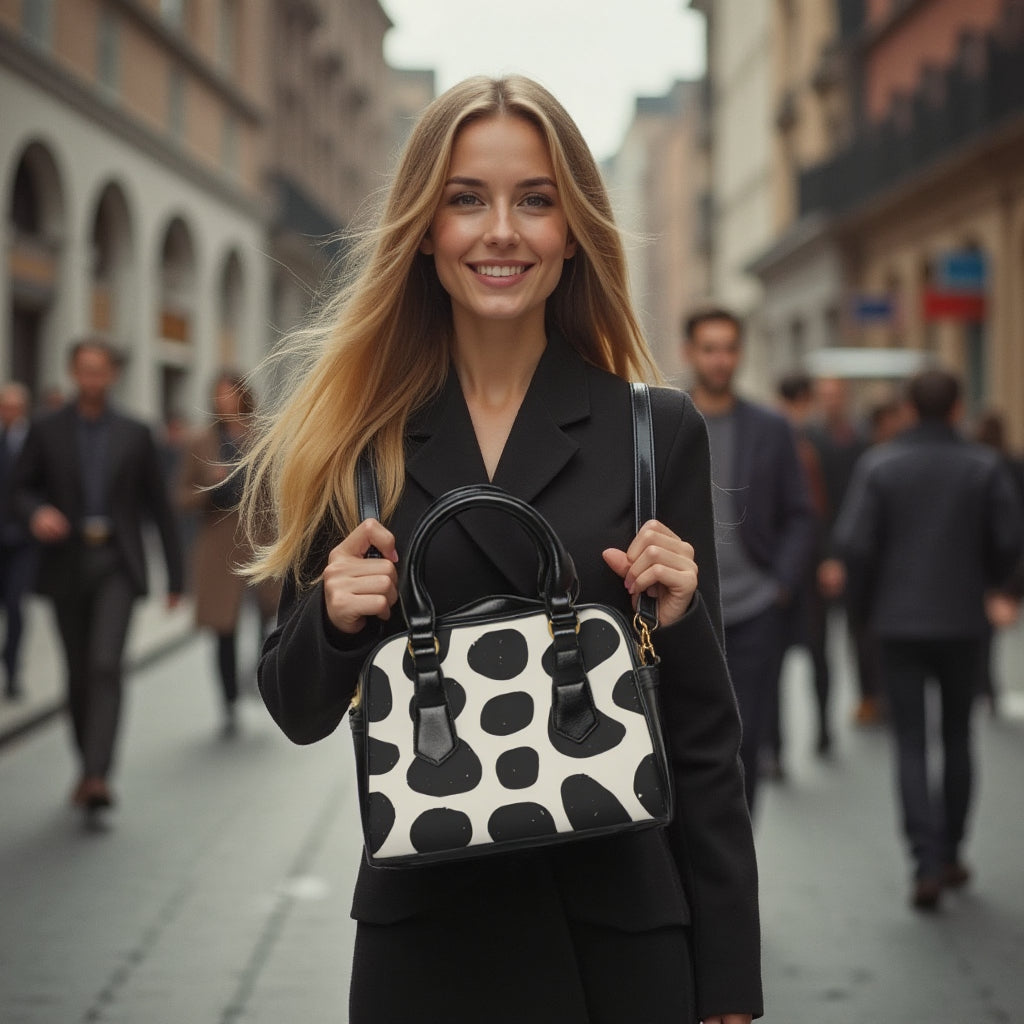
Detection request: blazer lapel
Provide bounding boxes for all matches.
[404,333,590,593]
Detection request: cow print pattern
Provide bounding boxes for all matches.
[357,606,669,863]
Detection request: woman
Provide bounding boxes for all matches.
[180,373,279,736]
[241,77,761,1023]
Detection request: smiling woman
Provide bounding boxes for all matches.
[239,75,761,1024]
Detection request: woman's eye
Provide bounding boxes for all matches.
[450,192,481,207]
[521,193,553,208]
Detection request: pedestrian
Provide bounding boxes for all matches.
[835,370,1024,910]
[682,309,816,807]
[178,373,279,737]
[805,377,881,725]
[971,410,1024,714]
[11,339,183,814]
[0,381,38,700]
[775,372,833,760]
[239,76,762,1024]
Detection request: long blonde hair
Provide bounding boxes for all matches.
[240,75,660,584]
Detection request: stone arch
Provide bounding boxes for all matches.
[157,215,198,420]
[217,248,244,366]
[6,140,66,397]
[88,181,135,348]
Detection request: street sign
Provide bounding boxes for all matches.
[923,290,986,321]
[851,294,897,323]
[935,250,987,292]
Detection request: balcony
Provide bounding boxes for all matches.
[798,26,1024,218]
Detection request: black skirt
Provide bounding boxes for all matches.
[348,856,696,1024]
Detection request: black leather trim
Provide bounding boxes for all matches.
[630,382,658,629]
[357,449,383,560]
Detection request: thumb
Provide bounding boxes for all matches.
[602,547,631,580]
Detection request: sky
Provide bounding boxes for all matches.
[380,0,706,163]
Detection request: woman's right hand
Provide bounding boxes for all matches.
[322,519,400,634]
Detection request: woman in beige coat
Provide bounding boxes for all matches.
[179,373,280,735]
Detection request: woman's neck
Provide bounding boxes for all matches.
[450,320,547,409]
[450,319,547,480]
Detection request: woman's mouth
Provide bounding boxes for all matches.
[471,263,530,279]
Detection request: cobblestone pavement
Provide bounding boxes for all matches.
[1,612,1022,1022]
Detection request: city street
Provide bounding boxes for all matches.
[1,616,1023,1023]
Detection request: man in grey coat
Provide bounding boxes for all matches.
[835,369,1023,910]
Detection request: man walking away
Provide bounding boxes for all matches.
[0,382,38,700]
[835,370,1023,910]
[683,309,816,813]
[12,340,183,816]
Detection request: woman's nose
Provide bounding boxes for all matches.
[483,205,519,247]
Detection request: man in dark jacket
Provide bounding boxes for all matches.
[683,309,816,813]
[12,339,183,814]
[0,381,38,700]
[835,369,1023,910]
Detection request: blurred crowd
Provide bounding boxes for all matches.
[0,341,277,813]
[2,320,1023,912]
[681,306,1023,911]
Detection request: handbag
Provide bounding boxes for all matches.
[348,383,670,867]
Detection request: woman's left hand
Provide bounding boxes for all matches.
[602,519,698,629]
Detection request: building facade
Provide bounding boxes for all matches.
[1,0,395,425]
[606,81,710,379]
[688,0,779,394]
[798,0,1024,443]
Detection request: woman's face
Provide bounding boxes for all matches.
[421,114,577,337]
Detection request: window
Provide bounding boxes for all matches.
[222,115,239,175]
[218,0,238,73]
[160,0,189,30]
[168,69,185,141]
[24,0,54,49]
[97,12,120,97]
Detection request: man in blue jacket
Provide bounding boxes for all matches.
[835,369,1023,910]
[683,308,816,813]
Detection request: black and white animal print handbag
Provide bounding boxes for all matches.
[348,384,671,867]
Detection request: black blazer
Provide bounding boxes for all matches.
[835,421,1024,638]
[728,399,817,597]
[11,404,184,599]
[259,336,763,1018]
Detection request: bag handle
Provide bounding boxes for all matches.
[398,485,594,764]
[630,383,660,662]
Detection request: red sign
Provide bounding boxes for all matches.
[923,290,986,322]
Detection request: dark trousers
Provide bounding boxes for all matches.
[879,637,981,879]
[1,541,38,691]
[771,583,831,759]
[726,604,787,814]
[53,545,136,779]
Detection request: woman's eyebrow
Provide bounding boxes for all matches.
[443,176,558,189]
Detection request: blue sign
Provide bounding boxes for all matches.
[935,250,986,292]
[851,294,896,323]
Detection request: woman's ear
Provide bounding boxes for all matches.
[419,234,435,255]
[563,230,578,260]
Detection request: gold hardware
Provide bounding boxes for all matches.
[350,683,362,711]
[633,613,659,667]
[407,637,441,658]
[548,618,581,638]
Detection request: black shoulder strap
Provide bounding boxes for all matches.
[356,450,382,560]
[356,386,658,595]
[629,382,659,629]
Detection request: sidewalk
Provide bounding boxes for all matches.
[0,577,196,747]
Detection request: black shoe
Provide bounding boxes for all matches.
[911,876,942,911]
[941,862,971,889]
[760,754,786,782]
